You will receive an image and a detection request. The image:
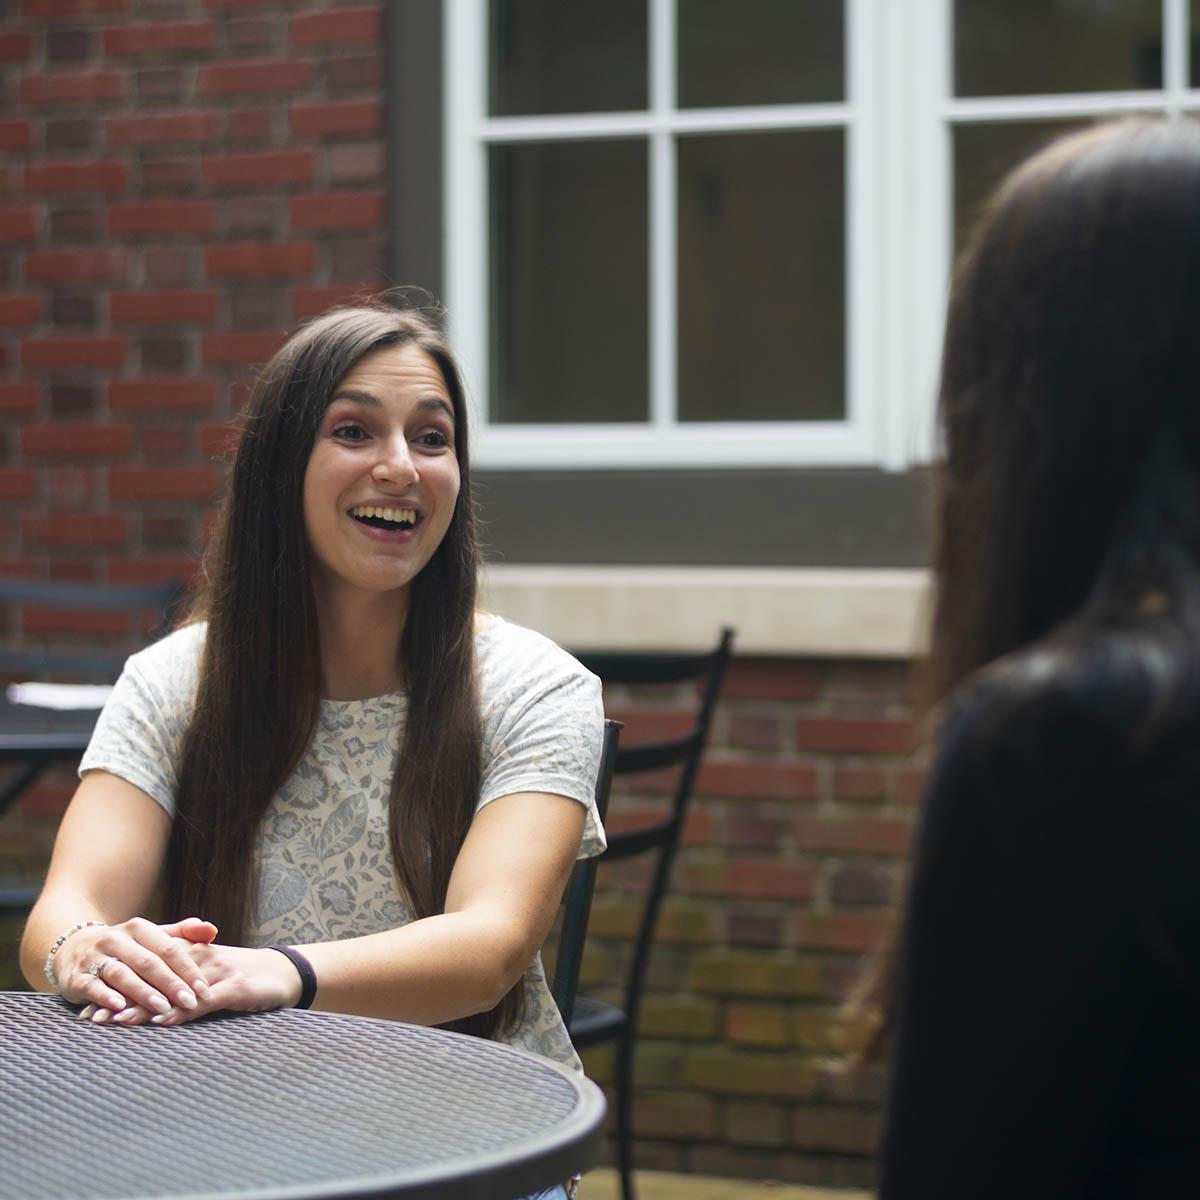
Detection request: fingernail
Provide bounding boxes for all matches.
[150,1011,174,1026]
[149,993,171,1015]
[91,1009,110,1024]
[78,1005,94,1021]
[177,989,198,1011]
[113,1010,136,1024]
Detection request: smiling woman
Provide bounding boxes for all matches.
[18,304,606,1199]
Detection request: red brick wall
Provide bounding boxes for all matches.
[0,1,920,1189]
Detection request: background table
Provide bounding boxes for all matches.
[0,991,606,1200]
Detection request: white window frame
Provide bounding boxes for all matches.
[443,0,1192,472]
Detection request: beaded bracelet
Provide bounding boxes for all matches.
[43,920,107,989]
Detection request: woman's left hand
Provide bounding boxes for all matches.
[80,943,302,1026]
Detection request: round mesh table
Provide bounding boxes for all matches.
[0,992,606,1199]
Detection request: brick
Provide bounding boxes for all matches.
[198,59,311,96]
[19,70,126,105]
[24,162,128,193]
[290,99,380,138]
[0,208,37,241]
[139,336,189,370]
[201,331,286,365]
[142,515,192,545]
[724,659,823,701]
[0,120,33,152]
[135,67,186,101]
[0,295,43,326]
[637,995,719,1040]
[604,707,694,744]
[793,716,914,755]
[26,249,124,283]
[727,713,783,753]
[724,1099,789,1147]
[111,290,218,323]
[49,383,96,416]
[698,760,820,802]
[290,190,383,231]
[45,465,98,505]
[21,0,127,13]
[792,911,890,953]
[631,1089,718,1140]
[0,32,33,61]
[45,118,95,152]
[725,858,814,900]
[690,951,823,999]
[724,809,790,850]
[0,384,39,414]
[144,247,199,286]
[107,201,214,237]
[320,52,382,91]
[290,7,380,46]
[48,208,102,240]
[833,764,888,804]
[22,512,126,545]
[18,782,72,817]
[826,660,911,704]
[225,15,277,52]
[206,242,314,279]
[21,337,125,368]
[45,27,92,62]
[829,863,894,907]
[202,150,314,188]
[108,554,197,586]
[225,108,274,143]
[325,144,384,184]
[109,466,219,500]
[685,1047,817,1098]
[792,813,912,857]
[109,378,215,412]
[791,1107,879,1155]
[21,423,132,456]
[104,21,216,55]
[292,285,372,320]
[725,1003,790,1047]
[221,196,284,239]
[22,607,130,637]
[791,1006,842,1051]
[227,286,285,329]
[727,907,786,948]
[106,111,219,146]
[140,425,191,459]
[894,765,927,806]
[0,470,36,500]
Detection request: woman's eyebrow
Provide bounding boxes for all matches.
[330,390,454,423]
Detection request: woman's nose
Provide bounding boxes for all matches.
[371,437,418,487]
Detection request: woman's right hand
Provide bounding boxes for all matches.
[54,916,218,1020]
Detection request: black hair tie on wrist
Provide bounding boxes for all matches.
[267,945,317,1010]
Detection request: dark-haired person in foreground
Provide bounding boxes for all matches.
[860,119,1200,1196]
[19,304,604,1200]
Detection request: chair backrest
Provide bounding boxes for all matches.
[0,576,186,679]
[551,717,623,1026]
[570,627,734,1021]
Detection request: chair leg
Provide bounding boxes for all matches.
[614,1029,636,1200]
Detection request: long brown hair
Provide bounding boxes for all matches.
[164,303,522,1039]
[847,118,1200,1061]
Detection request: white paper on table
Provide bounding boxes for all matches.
[6,682,115,710]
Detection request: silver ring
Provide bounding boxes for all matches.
[87,956,118,979]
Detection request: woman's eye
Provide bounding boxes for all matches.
[332,424,368,441]
[415,430,452,449]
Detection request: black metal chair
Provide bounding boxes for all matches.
[0,576,185,912]
[566,627,735,1200]
[551,717,622,1027]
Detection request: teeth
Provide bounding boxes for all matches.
[351,505,417,525]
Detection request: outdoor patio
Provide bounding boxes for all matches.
[584,1168,869,1199]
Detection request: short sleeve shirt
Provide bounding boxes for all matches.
[79,614,606,1071]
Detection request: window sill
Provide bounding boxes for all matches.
[479,565,930,659]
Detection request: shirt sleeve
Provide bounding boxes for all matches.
[878,682,1149,1198]
[478,668,607,859]
[76,641,196,818]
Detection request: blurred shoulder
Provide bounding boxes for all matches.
[123,620,207,690]
[474,613,599,696]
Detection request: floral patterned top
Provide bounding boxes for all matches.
[79,615,606,1072]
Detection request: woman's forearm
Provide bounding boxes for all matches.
[296,908,530,1025]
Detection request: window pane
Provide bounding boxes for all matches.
[954,120,1091,251]
[955,0,1162,97]
[678,0,843,108]
[489,0,647,116]
[678,130,844,423]
[490,140,649,424]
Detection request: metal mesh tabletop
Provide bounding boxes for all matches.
[0,992,606,1200]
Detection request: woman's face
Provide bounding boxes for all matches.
[302,342,461,610]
